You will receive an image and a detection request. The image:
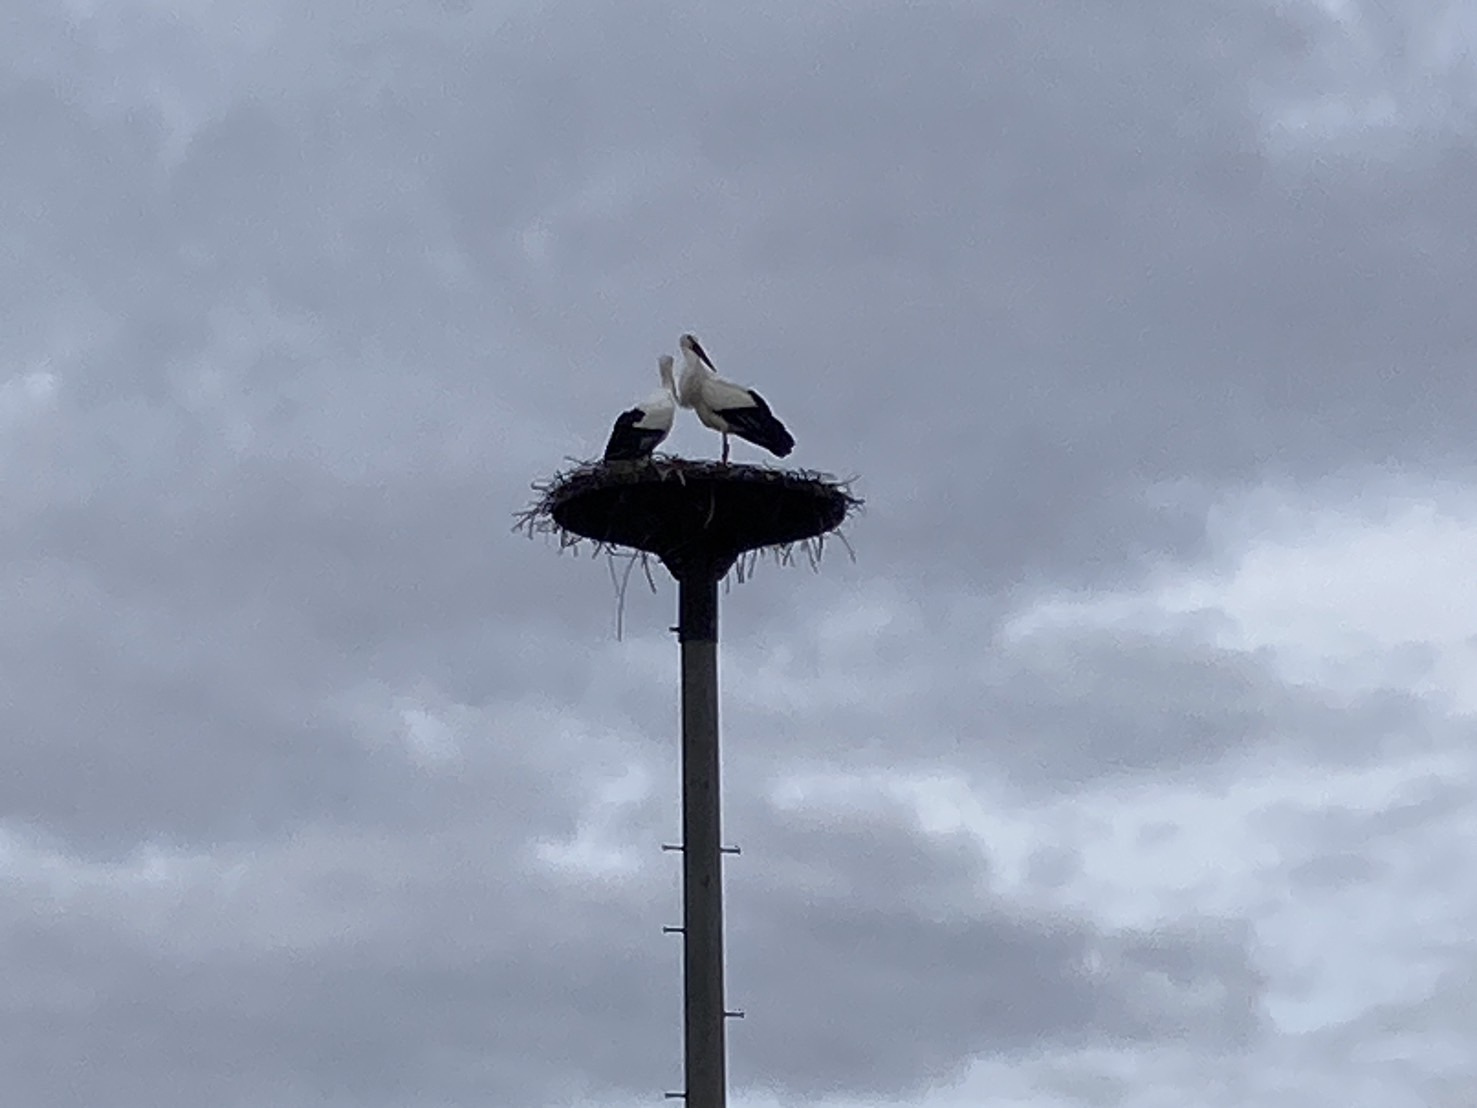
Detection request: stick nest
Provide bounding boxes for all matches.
[513,455,863,583]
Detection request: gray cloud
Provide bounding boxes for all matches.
[4,0,1476,1103]
[0,788,1265,1105]
[715,609,1440,795]
[729,798,1263,1098]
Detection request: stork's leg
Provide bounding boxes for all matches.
[721,434,730,464]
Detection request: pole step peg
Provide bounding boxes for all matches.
[664,1092,686,1099]
[661,843,683,852]
[725,1010,746,1019]
[721,845,741,855]
[662,925,684,934]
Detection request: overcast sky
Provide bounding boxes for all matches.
[3,0,1475,1104]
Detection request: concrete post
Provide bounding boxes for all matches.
[677,569,726,1108]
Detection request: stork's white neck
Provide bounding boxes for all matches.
[676,349,708,408]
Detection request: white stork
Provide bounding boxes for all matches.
[676,333,795,463]
[602,355,677,462]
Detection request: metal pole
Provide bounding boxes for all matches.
[677,568,726,1108]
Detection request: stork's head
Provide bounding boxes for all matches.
[679,332,715,370]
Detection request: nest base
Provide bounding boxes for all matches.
[544,458,854,579]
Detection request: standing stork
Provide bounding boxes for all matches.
[676,333,795,463]
[602,355,678,462]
